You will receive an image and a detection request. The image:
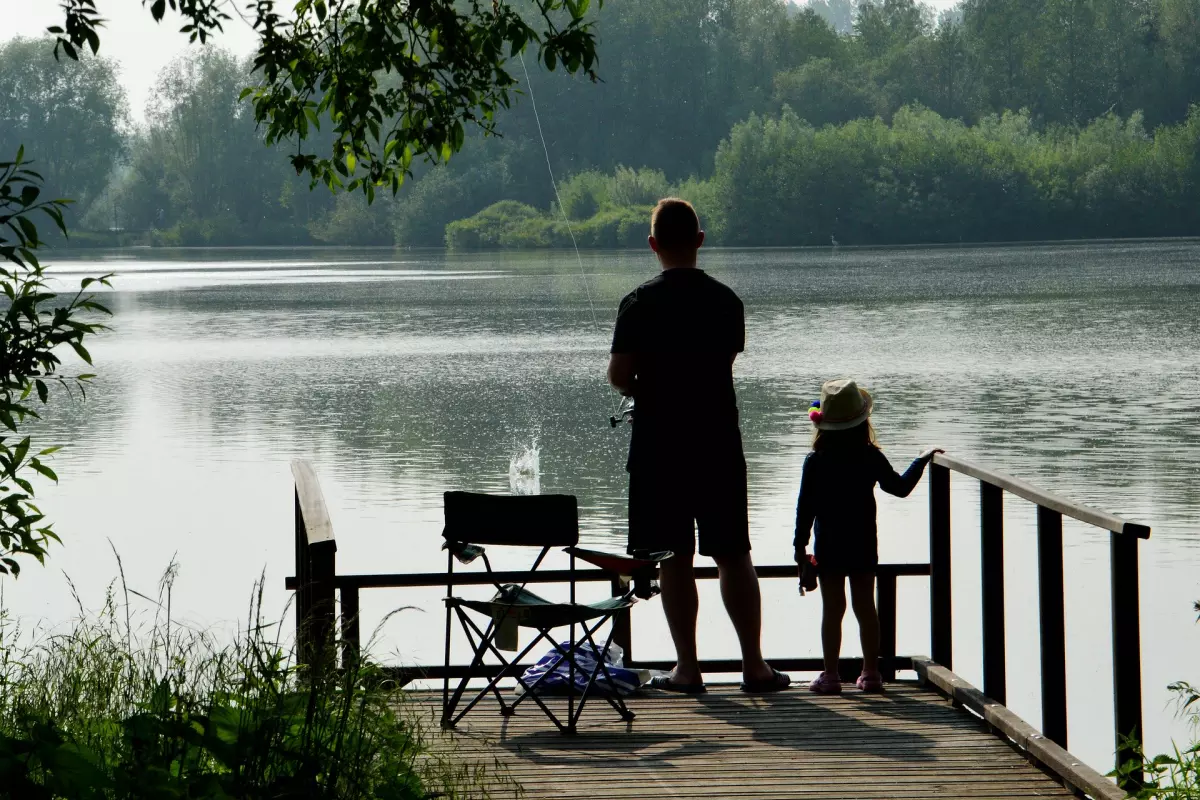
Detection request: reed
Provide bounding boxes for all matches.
[0,562,517,799]
[1113,601,1200,799]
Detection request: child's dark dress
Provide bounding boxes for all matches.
[794,445,930,575]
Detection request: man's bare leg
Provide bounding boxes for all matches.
[658,549,703,685]
[713,552,775,683]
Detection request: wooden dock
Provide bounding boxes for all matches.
[287,455,1150,798]
[412,669,1123,799]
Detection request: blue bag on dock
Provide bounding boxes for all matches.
[520,641,642,697]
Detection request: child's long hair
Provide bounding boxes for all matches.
[812,419,878,451]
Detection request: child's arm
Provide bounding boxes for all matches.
[793,453,818,562]
[875,448,939,498]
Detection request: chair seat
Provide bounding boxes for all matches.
[449,584,636,629]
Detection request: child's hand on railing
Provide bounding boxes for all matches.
[919,447,945,461]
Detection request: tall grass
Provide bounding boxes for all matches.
[0,562,518,799]
[1113,601,1200,799]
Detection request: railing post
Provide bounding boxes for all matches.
[980,482,1006,704]
[295,487,312,665]
[929,462,952,668]
[1111,531,1143,788]
[877,572,897,682]
[1037,506,1067,748]
[611,577,633,666]
[341,585,361,671]
[308,539,337,672]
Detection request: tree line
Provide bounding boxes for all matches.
[7,0,1200,248]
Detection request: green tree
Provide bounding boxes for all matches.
[0,150,110,575]
[0,38,126,225]
[774,59,882,126]
[51,0,604,199]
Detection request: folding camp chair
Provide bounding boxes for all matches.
[440,491,669,734]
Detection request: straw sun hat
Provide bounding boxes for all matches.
[808,378,873,431]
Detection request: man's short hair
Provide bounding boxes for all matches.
[651,198,701,252]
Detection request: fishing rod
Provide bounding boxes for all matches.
[517,51,630,431]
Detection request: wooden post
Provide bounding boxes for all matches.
[1111,531,1143,788]
[980,482,1006,704]
[1037,506,1067,748]
[295,487,312,667]
[612,577,633,666]
[341,585,361,671]
[929,463,952,669]
[309,539,337,672]
[877,572,897,682]
[291,460,338,674]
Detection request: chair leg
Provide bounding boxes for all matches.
[458,613,513,714]
[581,620,636,723]
[451,612,570,732]
[443,608,497,727]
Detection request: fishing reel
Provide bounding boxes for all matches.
[609,396,635,428]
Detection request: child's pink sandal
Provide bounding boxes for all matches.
[808,671,842,694]
[856,670,884,692]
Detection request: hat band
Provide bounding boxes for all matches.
[821,409,866,424]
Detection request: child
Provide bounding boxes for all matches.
[794,378,941,694]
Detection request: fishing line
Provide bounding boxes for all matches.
[517,51,624,422]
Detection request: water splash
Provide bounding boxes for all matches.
[508,440,541,496]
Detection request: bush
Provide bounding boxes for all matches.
[0,569,512,799]
[557,171,609,220]
[444,200,543,249]
[446,201,651,250]
[607,167,669,208]
[1112,601,1200,798]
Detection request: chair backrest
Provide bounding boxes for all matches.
[443,491,579,548]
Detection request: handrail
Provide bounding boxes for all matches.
[283,562,931,591]
[933,453,1151,538]
[927,453,1148,788]
[291,459,335,544]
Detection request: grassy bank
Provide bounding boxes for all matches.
[0,569,513,799]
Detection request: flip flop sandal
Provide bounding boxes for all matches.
[740,667,791,694]
[647,675,707,694]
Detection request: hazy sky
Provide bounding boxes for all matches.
[5,0,958,125]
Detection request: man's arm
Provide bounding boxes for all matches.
[608,353,636,395]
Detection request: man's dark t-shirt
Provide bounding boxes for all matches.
[610,268,745,472]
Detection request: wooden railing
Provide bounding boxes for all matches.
[289,453,1150,780]
[929,453,1150,781]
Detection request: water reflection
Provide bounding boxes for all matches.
[11,242,1200,768]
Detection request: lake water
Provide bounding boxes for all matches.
[9,242,1200,773]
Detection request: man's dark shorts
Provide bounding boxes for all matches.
[627,462,750,558]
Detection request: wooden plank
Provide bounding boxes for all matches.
[290,459,335,545]
[932,453,1150,539]
[409,682,1081,800]
[913,658,1126,800]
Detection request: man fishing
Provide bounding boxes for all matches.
[607,198,789,694]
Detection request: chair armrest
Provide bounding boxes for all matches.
[564,547,672,574]
[443,540,486,565]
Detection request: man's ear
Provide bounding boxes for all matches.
[696,231,706,249]
[648,235,659,253]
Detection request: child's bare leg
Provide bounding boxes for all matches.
[849,573,880,673]
[819,574,847,675]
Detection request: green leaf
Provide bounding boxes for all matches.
[29,460,58,483]
[69,342,93,365]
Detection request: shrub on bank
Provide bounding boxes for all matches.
[1113,600,1199,799]
[446,202,651,250]
[0,576,510,799]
